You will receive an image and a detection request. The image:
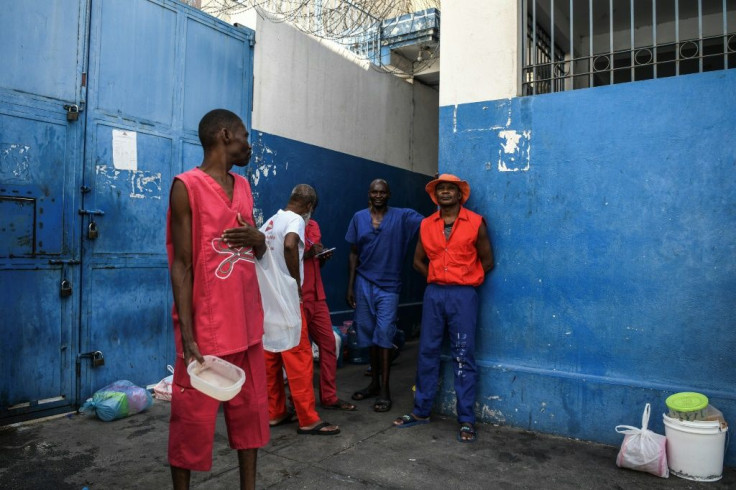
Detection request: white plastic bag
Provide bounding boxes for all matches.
[255,247,302,352]
[615,403,669,478]
[152,365,175,401]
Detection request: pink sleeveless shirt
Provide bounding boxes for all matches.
[166,168,264,357]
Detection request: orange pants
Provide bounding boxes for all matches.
[265,306,320,427]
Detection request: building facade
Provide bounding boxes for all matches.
[438,0,735,465]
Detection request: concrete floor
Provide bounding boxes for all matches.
[1,340,733,489]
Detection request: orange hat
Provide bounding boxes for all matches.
[425,174,470,205]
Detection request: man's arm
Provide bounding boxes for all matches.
[346,244,359,308]
[476,221,494,273]
[284,231,302,300]
[169,180,204,365]
[413,238,429,278]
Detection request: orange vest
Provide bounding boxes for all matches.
[420,207,485,287]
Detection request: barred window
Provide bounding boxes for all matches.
[522,0,736,96]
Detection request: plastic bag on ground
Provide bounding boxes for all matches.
[153,365,175,401]
[615,403,669,478]
[80,380,153,422]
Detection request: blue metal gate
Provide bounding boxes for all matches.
[0,0,254,422]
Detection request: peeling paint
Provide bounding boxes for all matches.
[0,143,32,182]
[95,165,162,199]
[497,129,531,172]
[250,136,282,187]
[480,404,506,423]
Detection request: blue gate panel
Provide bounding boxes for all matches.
[89,124,171,255]
[183,18,248,131]
[0,269,71,408]
[0,113,69,256]
[0,197,35,256]
[0,0,82,101]
[84,267,171,394]
[95,0,177,124]
[181,140,204,175]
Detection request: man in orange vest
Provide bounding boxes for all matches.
[393,174,494,444]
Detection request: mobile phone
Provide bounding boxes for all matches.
[314,247,336,257]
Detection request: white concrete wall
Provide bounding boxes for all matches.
[251,16,438,176]
[440,1,519,106]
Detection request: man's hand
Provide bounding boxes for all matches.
[304,242,324,259]
[183,340,204,366]
[222,213,266,257]
[346,289,356,309]
[317,248,334,263]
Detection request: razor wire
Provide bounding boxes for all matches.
[200,0,441,81]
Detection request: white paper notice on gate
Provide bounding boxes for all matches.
[112,129,138,171]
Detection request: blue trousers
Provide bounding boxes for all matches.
[413,284,478,424]
[353,274,399,349]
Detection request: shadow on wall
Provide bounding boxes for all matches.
[248,130,436,337]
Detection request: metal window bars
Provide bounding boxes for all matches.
[521,0,736,96]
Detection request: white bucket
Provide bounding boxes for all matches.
[663,414,728,482]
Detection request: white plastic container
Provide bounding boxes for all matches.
[187,355,245,402]
[663,413,728,482]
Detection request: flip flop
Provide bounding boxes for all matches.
[457,422,477,443]
[297,421,340,436]
[393,413,429,428]
[321,399,357,411]
[373,398,392,412]
[269,412,297,427]
[351,388,380,401]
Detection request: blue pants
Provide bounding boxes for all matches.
[413,284,478,424]
[353,274,399,349]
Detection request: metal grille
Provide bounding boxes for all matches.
[521,0,736,96]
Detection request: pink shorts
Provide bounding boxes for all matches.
[168,345,270,471]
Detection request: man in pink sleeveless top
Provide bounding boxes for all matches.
[167,109,268,490]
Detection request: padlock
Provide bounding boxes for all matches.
[88,221,99,239]
[60,279,72,297]
[92,351,105,367]
[65,104,79,122]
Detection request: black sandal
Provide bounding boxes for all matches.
[457,422,477,443]
[373,398,392,412]
[351,387,380,401]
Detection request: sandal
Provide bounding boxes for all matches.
[373,398,392,412]
[393,413,429,428]
[297,421,340,436]
[269,412,297,427]
[351,387,380,401]
[321,399,357,411]
[457,422,477,443]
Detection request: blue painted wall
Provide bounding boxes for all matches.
[438,70,736,464]
[248,131,436,334]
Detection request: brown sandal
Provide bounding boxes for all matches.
[322,399,357,411]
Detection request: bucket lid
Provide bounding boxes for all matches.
[666,392,709,412]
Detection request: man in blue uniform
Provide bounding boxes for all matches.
[345,179,423,412]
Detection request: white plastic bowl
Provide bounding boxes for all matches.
[187,355,245,401]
